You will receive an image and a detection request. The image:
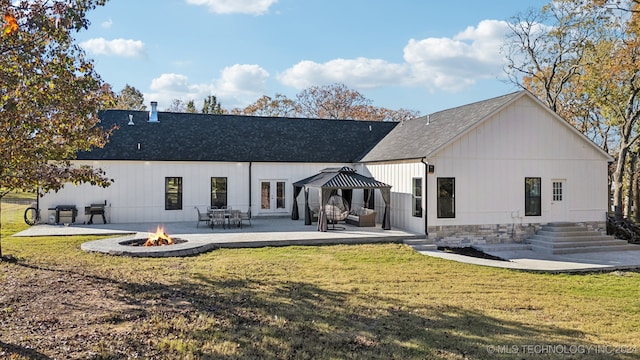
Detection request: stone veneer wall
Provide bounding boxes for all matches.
[427,221,607,247]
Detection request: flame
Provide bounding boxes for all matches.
[144,225,174,246]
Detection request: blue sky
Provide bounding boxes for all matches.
[76,0,549,115]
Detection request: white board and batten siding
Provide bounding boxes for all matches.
[365,161,425,233]
[251,162,346,218]
[365,95,611,235]
[40,160,346,224]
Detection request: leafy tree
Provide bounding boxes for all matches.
[114,84,146,110]
[296,83,372,120]
[351,105,420,122]
[503,0,640,215]
[242,94,297,117]
[294,83,419,121]
[0,0,113,258]
[185,100,197,113]
[202,95,225,114]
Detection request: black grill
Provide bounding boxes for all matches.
[84,203,107,224]
[53,205,77,224]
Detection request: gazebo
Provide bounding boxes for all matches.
[292,167,392,232]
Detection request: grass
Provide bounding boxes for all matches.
[1,203,640,359]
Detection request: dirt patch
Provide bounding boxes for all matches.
[0,262,178,359]
[438,246,508,261]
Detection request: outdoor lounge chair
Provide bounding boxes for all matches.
[195,207,210,228]
[324,195,349,229]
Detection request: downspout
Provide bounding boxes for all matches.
[420,158,428,237]
[248,162,252,213]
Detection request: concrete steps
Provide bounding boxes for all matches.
[404,238,438,251]
[527,222,639,254]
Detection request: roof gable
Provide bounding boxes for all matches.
[79,111,398,163]
[360,91,612,162]
[360,92,523,162]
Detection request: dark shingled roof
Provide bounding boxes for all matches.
[360,91,525,162]
[79,111,398,163]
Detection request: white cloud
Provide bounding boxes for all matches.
[80,38,145,58]
[278,58,409,89]
[145,65,270,110]
[100,18,113,29]
[279,19,512,93]
[185,0,277,15]
[218,64,269,93]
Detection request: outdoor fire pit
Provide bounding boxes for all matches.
[81,225,217,257]
[126,225,185,247]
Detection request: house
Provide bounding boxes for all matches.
[361,91,613,245]
[38,102,397,224]
[40,91,613,245]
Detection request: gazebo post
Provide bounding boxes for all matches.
[304,187,311,225]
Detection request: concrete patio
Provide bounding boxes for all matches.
[13,216,424,257]
[12,216,640,272]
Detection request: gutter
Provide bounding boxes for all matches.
[420,157,429,237]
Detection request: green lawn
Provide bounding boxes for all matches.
[1,203,639,359]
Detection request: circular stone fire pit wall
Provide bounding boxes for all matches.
[81,234,217,258]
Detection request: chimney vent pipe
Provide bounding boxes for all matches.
[149,101,159,122]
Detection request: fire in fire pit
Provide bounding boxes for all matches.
[145,226,174,246]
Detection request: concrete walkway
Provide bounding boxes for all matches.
[417,245,640,273]
[13,217,640,272]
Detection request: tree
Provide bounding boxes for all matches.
[241,94,297,117]
[185,100,197,113]
[167,98,185,112]
[1,0,114,258]
[503,0,640,215]
[351,105,420,122]
[295,83,373,120]
[114,84,146,110]
[202,95,225,114]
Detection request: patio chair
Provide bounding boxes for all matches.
[241,206,251,226]
[210,209,226,229]
[324,195,349,230]
[195,207,210,228]
[229,209,242,228]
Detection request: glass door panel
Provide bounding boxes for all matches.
[261,181,270,209]
[276,181,285,209]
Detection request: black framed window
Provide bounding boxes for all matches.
[525,177,542,216]
[211,177,228,208]
[437,177,455,218]
[412,177,423,217]
[165,177,182,210]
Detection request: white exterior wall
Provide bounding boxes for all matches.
[365,161,425,233]
[431,96,609,227]
[40,160,343,224]
[365,96,610,236]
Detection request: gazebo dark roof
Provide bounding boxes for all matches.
[292,167,391,231]
[293,166,391,189]
[80,110,398,163]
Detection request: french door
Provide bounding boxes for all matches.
[260,180,286,213]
